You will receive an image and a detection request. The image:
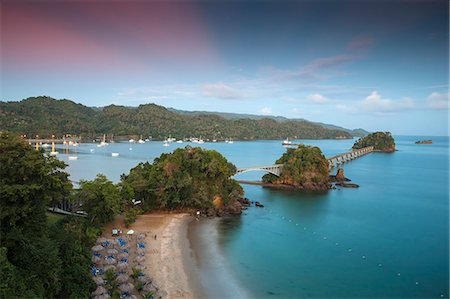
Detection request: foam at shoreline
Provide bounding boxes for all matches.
[188,217,250,299]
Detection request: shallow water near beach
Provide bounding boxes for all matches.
[59,135,449,298]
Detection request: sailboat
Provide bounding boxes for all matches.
[282,138,293,146]
[97,134,109,147]
[67,142,78,160]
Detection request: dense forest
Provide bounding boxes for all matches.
[120,146,244,217]
[352,131,396,152]
[262,145,331,191]
[0,96,354,140]
[0,133,245,297]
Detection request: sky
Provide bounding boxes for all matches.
[1,0,448,136]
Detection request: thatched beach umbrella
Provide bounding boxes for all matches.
[117,252,128,259]
[105,258,117,265]
[135,255,145,263]
[103,265,116,272]
[138,275,151,284]
[136,247,146,254]
[96,237,107,244]
[92,256,101,264]
[92,244,105,252]
[93,276,104,285]
[119,282,134,292]
[134,264,145,270]
[137,234,146,241]
[107,248,118,255]
[142,283,156,293]
[92,285,107,296]
[116,273,129,283]
[117,262,128,271]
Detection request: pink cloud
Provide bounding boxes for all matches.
[2,2,220,73]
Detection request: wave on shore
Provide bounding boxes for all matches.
[188,218,250,299]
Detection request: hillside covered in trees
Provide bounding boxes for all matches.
[0,133,247,297]
[262,145,331,191]
[121,146,244,215]
[352,131,396,152]
[0,96,354,140]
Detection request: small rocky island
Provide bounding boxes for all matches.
[415,139,432,144]
[262,145,331,191]
[352,131,396,152]
[121,146,247,216]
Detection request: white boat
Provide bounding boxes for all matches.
[212,139,217,142]
[68,156,78,160]
[98,134,109,147]
[90,149,95,153]
[129,139,136,143]
[145,139,150,142]
[176,140,183,143]
[138,139,145,144]
[42,143,50,148]
[165,136,176,143]
[283,138,292,145]
[111,153,119,157]
[198,139,205,144]
[50,151,58,156]
[228,139,234,144]
[163,142,170,147]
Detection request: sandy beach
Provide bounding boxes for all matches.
[129,213,204,299]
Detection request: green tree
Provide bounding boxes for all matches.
[0,132,70,297]
[352,131,395,152]
[75,174,122,226]
[262,145,330,191]
[121,146,243,211]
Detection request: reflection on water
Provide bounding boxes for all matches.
[59,136,449,298]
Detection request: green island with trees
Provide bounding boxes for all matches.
[352,131,396,152]
[0,96,356,140]
[0,132,245,298]
[262,145,331,191]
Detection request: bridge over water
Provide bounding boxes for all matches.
[236,146,374,177]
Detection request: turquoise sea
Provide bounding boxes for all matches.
[54,136,449,298]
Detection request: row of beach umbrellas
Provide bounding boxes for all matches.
[91,234,155,298]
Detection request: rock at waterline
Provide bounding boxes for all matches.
[329,168,351,182]
[336,182,360,188]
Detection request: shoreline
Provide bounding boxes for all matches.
[129,213,204,299]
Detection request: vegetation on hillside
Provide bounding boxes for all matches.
[0,96,353,140]
[121,146,243,213]
[352,131,396,152]
[262,145,331,191]
[0,134,247,297]
[0,133,122,298]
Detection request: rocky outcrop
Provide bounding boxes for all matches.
[329,168,351,182]
[262,145,331,191]
[352,131,396,152]
[415,140,432,144]
[336,182,359,188]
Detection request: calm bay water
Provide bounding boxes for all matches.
[55,136,449,298]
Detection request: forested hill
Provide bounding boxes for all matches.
[169,108,369,137]
[0,96,354,140]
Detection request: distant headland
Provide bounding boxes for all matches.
[0,96,369,141]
